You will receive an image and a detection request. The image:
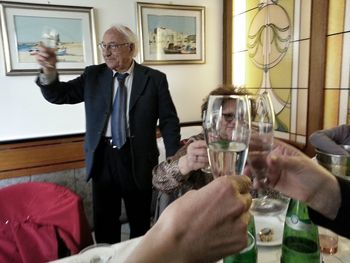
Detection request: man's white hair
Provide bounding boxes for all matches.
[106,24,139,57]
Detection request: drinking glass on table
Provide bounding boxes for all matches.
[318,226,338,255]
[204,95,251,177]
[247,91,289,215]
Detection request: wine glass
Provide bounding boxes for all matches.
[40,26,59,68]
[201,110,212,174]
[41,26,59,49]
[204,95,251,178]
[247,91,289,215]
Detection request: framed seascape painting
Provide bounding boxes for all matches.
[137,2,205,65]
[0,2,97,75]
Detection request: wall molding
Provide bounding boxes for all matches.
[0,121,202,180]
[0,135,85,179]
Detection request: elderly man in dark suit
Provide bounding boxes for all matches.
[34,24,180,244]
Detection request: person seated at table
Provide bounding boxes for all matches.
[127,175,252,262]
[309,124,350,155]
[152,86,249,220]
[258,139,350,238]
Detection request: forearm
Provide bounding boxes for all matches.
[152,142,192,192]
[152,158,189,193]
[36,70,85,104]
[307,172,341,220]
[126,216,187,263]
[309,176,350,238]
[178,155,194,175]
[38,68,58,85]
[309,127,350,155]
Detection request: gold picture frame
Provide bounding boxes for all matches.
[137,2,205,65]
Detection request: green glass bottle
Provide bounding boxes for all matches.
[224,216,257,263]
[281,199,321,263]
[248,215,256,239]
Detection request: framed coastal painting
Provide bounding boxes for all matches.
[0,2,97,75]
[137,2,205,65]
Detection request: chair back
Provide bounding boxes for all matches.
[0,182,93,263]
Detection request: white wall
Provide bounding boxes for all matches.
[0,0,223,141]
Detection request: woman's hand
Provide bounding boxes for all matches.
[178,140,209,175]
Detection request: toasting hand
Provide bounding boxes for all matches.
[128,175,252,263]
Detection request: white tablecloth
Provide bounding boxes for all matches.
[52,234,350,263]
[51,237,142,263]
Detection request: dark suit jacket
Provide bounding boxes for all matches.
[36,62,180,191]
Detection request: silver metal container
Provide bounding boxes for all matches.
[315,145,350,178]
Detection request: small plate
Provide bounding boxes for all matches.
[255,215,284,246]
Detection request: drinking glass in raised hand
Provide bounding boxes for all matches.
[201,110,212,173]
[204,95,251,178]
[41,26,59,49]
[248,91,289,215]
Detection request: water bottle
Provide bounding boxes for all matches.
[224,216,257,263]
[281,199,321,262]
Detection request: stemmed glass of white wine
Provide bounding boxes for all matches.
[39,26,59,68]
[203,95,251,178]
[204,95,257,262]
[201,110,212,174]
[41,26,59,49]
[247,91,289,215]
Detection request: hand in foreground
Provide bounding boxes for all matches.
[127,175,252,263]
[31,42,57,73]
[178,140,209,174]
[265,139,341,219]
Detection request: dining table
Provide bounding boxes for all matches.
[51,216,350,263]
[256,234,350,263]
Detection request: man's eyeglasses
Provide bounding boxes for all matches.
[222,113,234,122]
[98,42,130,51]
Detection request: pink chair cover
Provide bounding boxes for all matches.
[0,182,93,263]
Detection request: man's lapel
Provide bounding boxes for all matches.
[129,62,148,112]
[99,68,114,108]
